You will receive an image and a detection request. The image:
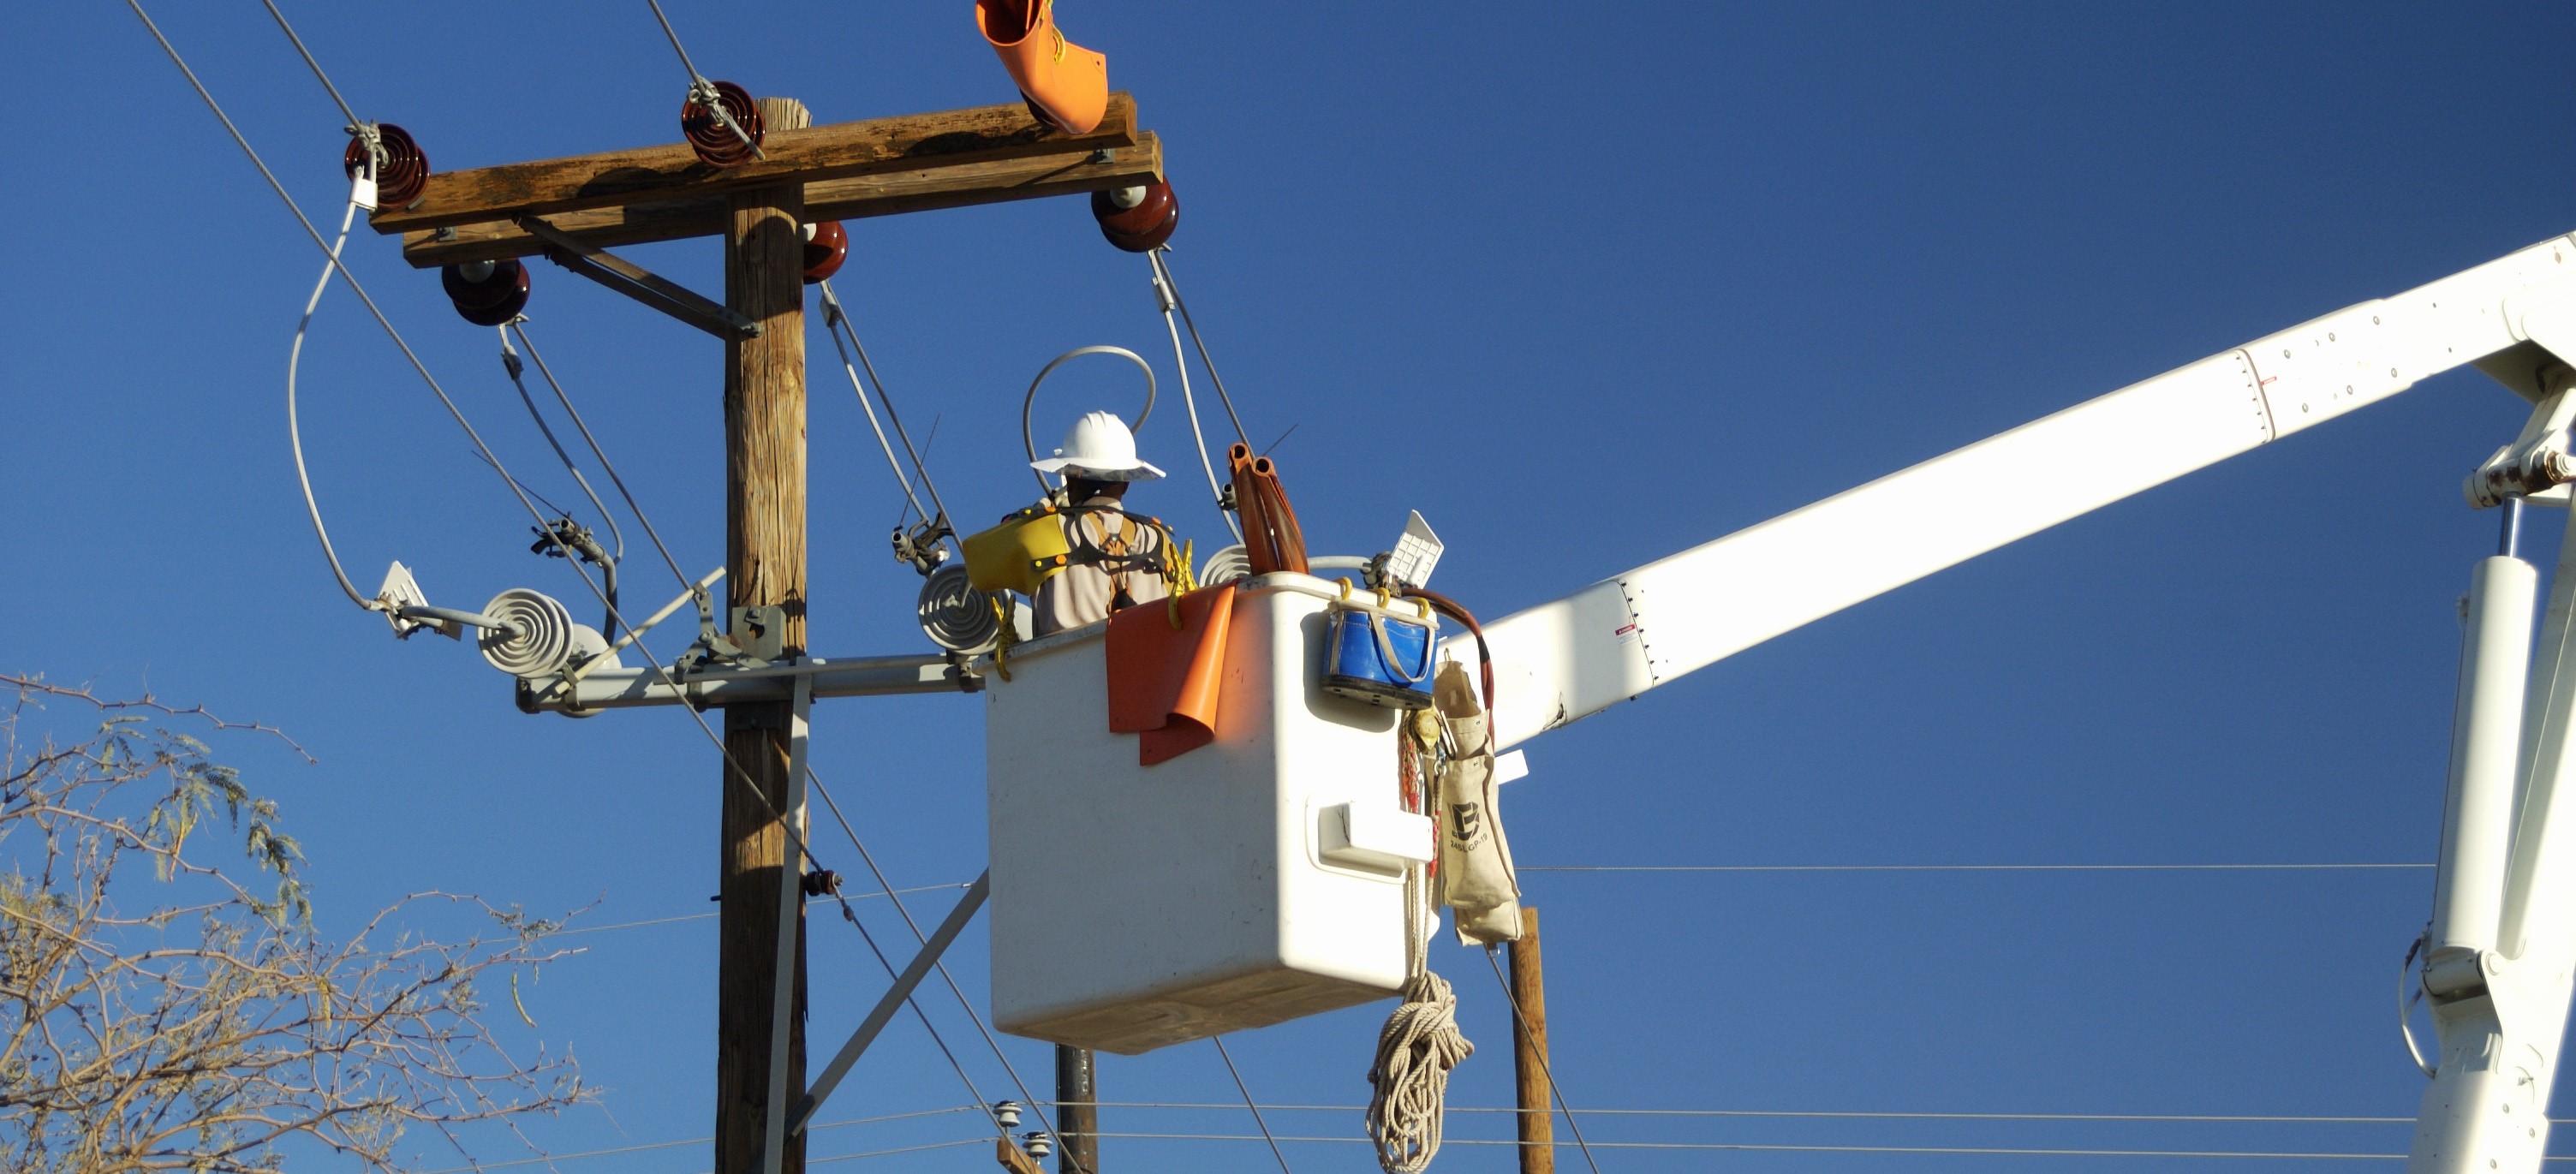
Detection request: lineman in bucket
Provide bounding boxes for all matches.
[1029,411,1176,637]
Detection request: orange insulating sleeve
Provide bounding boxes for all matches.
[1106,584,1237,765]
[975,0,1110,135]
[1227,443,1309,576]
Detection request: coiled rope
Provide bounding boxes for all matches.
[1368,723,1470,1174]
[1365,969,1472,1174]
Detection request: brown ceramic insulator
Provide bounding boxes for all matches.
[343,122,429,208]
[802,220,849,283]
[1092,177,1178,253]
[681,80,764,168]
[442,259,530,327]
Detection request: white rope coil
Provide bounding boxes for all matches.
[1365,970,1472,1174]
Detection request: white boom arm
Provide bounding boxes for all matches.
[1480,233,2576,753]
[1474,232,2576,1174]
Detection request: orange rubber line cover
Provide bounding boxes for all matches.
[1106,584,1237,766]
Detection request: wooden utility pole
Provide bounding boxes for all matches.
[1055,1045,1098,1174]
[1509,905,1554,1174]
[716,96,812,1174]
[359,86,1166,1174]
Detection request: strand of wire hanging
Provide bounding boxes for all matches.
[817,281,955,545]
[1148,250,1246,540]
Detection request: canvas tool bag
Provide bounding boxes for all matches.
[1431,659,1521,944]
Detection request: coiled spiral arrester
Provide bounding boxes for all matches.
[681,80,764,168]
[342,123,428,209]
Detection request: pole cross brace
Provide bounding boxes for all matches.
[789,870,991,1135]
[515,214,760,340]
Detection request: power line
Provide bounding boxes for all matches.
[807,768,1079,1167]
[257,0,360,132]
[1086,1128,2576,1162]
[414,1107,981,1173]
[1080,1131,2496,1159]
[1483,945,1604,1174]
[817,281,954,539]
[1049,1101,2436,1124]
[555,882,975,938]
[128,17,972,1132]
[804,1137,991,1167]
[1522,863,2433,873]
[510,322,695,593]
[1210,1037,1293,1174]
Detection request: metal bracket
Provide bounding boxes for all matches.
[730,605,788,664]
[2466,388,2576,508]
[790,871,991,1135]
[758,674,814,1174]
[515,214,760,340]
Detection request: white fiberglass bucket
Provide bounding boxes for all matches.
[983,573,1427,1054]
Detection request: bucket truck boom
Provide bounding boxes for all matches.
[1477,233,2576,750]
[1470,230,2576,1174]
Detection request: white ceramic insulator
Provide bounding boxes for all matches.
[2431,555,2540,959]
[478,588,578,677]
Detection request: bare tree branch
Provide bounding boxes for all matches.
[0,676,587,1172]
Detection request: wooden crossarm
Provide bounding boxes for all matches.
[400,133,1162,268]
[367,92,1140,237]
[994,1138,1046,1174]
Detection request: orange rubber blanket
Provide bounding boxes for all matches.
[1105,584,1237,765]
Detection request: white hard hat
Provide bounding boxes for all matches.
[1031,410,1165,482]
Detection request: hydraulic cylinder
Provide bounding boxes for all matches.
[2430,555,2541,972]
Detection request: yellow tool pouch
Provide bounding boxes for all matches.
[963,504,1073,597]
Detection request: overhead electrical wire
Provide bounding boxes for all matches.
[510,322,696,593]
[808,768,1082,1168]
[1052,1101,2435,1124]
[137,27,966,1129]
[641,0,762,161]
[1522,862,2433,873]
[497,328,624,563]
[283,189,375,611]
[1065,1133,2496,1160]
[554,881,976,938]
[1147,253,1243,541]
[257,0,361,133]
[1148,249,1252,445]
[167,8,2418,1165]
[817,280,953,541]
[204,16,1035,1147]
[412,1106,982,1174]
[1482,946,1604,1174]
[1211,1037,1294,1174]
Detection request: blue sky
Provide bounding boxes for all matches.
[12,2,2576,1171]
